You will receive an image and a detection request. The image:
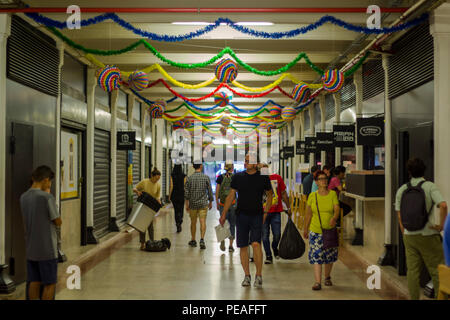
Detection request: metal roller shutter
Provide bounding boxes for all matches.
[325,94,335,121]
[363,59,384,101]
[94,129,110,238]
[7,15,59,97]
[132,141,141,205]
[340,78,356,112]
[388,22,433,99]
[116,150,127,225]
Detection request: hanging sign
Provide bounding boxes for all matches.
[305,137,317,153]
[117,131,136,150]
[283,146,295,158]
[356,117,384,146]
[316,132,334,151]
[333,125,355,148]
[296,140,306,155]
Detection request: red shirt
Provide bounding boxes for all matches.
[269,174,286,213]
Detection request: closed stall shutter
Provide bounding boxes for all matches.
[162,148,167,202]
[133,141,142,204]
[116,149,127,225]
[363,59,384,101]
[94,129,110,238]
[388,22,433,99]
[340,78,356,112]
[145,146,150,178]
[325,94,335,121]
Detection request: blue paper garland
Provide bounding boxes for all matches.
[25,12,429,42]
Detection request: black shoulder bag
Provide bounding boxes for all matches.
[315,192,339,250]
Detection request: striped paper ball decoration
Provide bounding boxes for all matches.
[97,65,121,92]
[281,106,297,122]
[220,127,227,136]
[322,69,345,92]
[128,71,149,91]
[220,117,231,128]
[150,100,166,119]
[214,91,231,107]
[291,84,311,103]
[172,120,184,130]
[182,119,191,129]
[266,122,277,131]
[215,59,238,83]
[259,122,268,130]
[269,105,282,119]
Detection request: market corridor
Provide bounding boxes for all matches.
[55,207,381,300]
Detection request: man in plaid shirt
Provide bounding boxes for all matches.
[185,163,213,249]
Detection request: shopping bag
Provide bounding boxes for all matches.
[278,219,305,259]
[215,221,232,243]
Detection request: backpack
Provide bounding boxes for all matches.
[218,174,233,203]
[400,181,431,231]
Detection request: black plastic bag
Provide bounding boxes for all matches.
[278,219,305,259]
[145,238,171,252]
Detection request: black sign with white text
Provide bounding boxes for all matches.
[305,137,317,153]
[333,125,355,148]
[316,132,334,151]
[356,117,384,146]
[283,146,295,158]
[117,131,136,150]
[296,140,306,155]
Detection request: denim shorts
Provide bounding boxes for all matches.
[236,213,263,248]
[27,259,58,285]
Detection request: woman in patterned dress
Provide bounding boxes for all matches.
[303,170,340,290]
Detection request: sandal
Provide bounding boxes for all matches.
[324,277,332,286]
[312,282,322,291]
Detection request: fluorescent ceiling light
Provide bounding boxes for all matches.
[172,22,273,26]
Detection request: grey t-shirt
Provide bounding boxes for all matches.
[20,188,60,261]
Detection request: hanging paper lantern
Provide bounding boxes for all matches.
[321,69,345,92]
[220,117,231,128]
[215,59,238,83]
[268,105,282,119]
[214,91,231,107]
[149,100,166,119]
[220,127,227,136]
[281,106,296,122]
[266,122,277,131]
[172,120,184,130]
[291,84,311,103]
[97,65,121,92]
[259,122,268,130]
[128,71,149,91]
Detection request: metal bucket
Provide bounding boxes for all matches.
[127,203,157,233]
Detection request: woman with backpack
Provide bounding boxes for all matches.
[170,164,187,233]
[215,162,236,252]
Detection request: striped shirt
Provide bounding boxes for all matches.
[185,172,213,209]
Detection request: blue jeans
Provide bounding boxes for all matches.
[219,204,236,239]
[262,212,281,258]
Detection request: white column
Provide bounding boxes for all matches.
[155,119,165,172]
[140,102,146,180]
[431,2,450,225]
[109,90,118,226]
[382,55,392,245]
[86,68,96,240]
[319,94,326,166]
[0,14,11,265]
[354,68,364,230]
[309,106,315,165]
[127,94,134,131]
[299,111,305,164]
[55,41,64,206]
[334,92,342,167]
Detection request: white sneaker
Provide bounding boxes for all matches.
[254,275,263,288]
[241,275,251,287]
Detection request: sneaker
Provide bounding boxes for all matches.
[229,246,235,252]
[273,248,280,260]
[220,240,226,252]
[200,239,206,250]
[176,225,182,233]
[188,240,197,247]
[254,275,263,288]
[241,275,251,287]
[265,256,273,264]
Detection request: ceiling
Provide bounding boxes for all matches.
[20,0,422,129]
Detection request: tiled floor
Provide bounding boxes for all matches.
[56,208,382,300]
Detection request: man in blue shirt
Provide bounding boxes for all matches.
[302,165,318,196]
[444,215,450,266]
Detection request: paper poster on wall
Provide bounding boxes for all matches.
[61,131,79,200]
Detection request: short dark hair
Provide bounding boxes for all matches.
[151,167,161,177]
[407,158,426,178]
[333,165,346,176]
[311,165,319,173]
[323,165,332,171]
[313,170,327,181]
[193,163,202,170]
[32,166,54,182]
